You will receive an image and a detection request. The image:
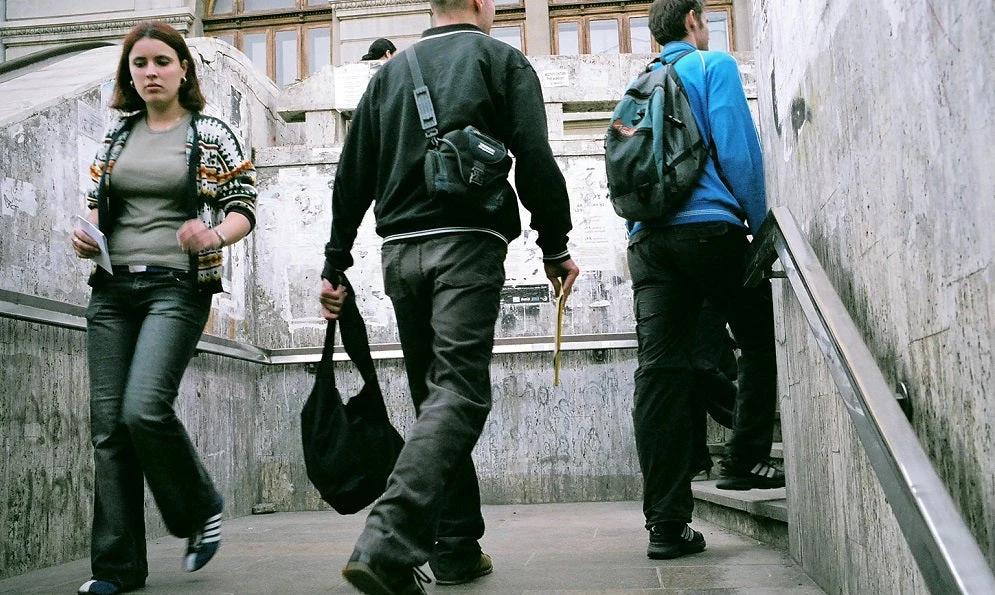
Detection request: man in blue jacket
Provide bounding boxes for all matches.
[319,0,580,592]
[629,0,783,561]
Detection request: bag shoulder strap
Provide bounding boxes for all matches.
[404,47,439,143]
[316,274,379,390]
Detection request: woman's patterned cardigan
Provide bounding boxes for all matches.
[86,112,257,294]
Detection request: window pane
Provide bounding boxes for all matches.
[243,32,268,77]
[244,0,295,11]
[491,25,522,51]
[589,19,619,54]
[629,17,652,53]
[275,30,298,87]
[307,27,330,75]
[215,33,235,48]
[211,0,234,14]
[706,12,730,53]
[308,0,325,4]
[557,22,579,55]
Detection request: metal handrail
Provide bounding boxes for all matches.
[0,41,116,81]
[745,206,995,594]
[0,288,636,363]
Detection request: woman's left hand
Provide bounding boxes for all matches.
[177,219,222,253]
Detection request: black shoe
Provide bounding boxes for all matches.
[647,524,706,560]
[716,460,785,490]
[342,551,431,595]
[432,552,493,586]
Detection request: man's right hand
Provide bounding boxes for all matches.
[319,277,349,320]
[544,258,580,300]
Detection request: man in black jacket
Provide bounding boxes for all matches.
[319,0,579,593]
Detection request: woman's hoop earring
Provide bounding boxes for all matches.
[129,80,135,87]
[181,76,187,85]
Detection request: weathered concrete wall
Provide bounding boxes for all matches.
[753,1,995,592]
[256,350,641,512]
[0,318,264,579]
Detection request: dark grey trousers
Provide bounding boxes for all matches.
[355,233,507,569]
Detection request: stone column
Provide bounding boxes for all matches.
[524,0,550,56]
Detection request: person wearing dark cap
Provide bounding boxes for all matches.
[362,38,396,61]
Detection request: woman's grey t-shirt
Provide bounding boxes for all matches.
[107,113,191,270]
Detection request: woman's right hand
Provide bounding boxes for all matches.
[72,211,101,259]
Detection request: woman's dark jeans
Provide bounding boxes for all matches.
[85,271,217,586]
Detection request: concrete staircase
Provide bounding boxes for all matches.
[692,442,788,549]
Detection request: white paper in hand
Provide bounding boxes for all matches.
[75,215,113,274]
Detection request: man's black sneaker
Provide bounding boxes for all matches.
[716,460,785,490]
[342,551,430,595]
[647,524,706,560]
[432,552,493,586]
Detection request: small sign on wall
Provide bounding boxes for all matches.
[333,63,375,111]
[541,70,571,87]
[501,284,551,304]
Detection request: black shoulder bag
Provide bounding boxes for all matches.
[404,47,513,214]
[300,275,404,514]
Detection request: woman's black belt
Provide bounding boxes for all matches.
[111,265,187,274]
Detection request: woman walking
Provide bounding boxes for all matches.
[71,20,256,595]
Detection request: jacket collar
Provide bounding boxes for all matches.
[422,23,485,39]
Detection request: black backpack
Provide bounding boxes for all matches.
[604,50,708,222]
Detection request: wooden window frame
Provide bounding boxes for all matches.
[236,27,272,80]
[272,26,300,86]
[551,13,656,55]
[704,3,735,52]
[491,23,525,53]
[549,0,736,55]
[305,24,332,77]
[494,2,526,53]
[205,0,334,85]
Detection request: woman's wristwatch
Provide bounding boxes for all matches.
[213,227,228,248]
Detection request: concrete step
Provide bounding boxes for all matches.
[694,443,788,550]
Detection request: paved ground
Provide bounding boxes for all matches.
[0,501,824,594]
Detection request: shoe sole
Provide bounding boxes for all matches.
[434,565,493,586]
[647,541,707,560]
[343,561,410,595]
[716,477,785,490]
[343,562,390,595]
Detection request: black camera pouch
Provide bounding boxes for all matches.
[424,126,512,213]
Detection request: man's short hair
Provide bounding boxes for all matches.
[648,0,705,45]
[430,0,470,14]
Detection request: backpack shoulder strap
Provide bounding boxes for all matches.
[662,49,697,66]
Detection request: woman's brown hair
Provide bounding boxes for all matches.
[109,20,207,112]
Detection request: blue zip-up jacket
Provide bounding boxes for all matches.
[630,41,766,236]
